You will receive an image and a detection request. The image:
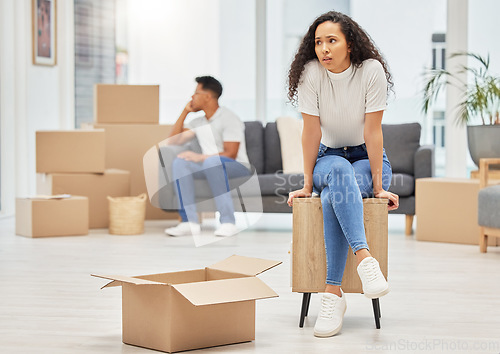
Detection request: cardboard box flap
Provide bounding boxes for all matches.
[91,274,164,288]
[172,277,278,306]
[208,255,282,276]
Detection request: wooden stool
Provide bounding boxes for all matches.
[291,197,388,329]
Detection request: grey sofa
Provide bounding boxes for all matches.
[155,121,301,214]
[156,121,434,234]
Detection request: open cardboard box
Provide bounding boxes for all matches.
[92,255,281,353]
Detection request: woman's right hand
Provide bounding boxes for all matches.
[287,188,313,207]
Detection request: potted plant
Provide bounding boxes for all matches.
[422,52,500,167]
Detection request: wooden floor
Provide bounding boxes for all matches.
[0,214,499,354]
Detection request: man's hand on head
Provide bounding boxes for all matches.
[177,151,207,163]
[184,100,201,113]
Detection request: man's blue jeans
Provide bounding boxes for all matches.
[172,155,251,224]
[312,143,392,286]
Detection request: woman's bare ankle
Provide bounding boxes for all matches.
[355,248,372,265]
[324,284,342,297]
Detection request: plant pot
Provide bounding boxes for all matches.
[467,125,500,167]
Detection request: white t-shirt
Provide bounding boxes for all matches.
[298,58,387,148]
[186,106,250,165]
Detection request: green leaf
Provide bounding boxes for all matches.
[421,51,499,126]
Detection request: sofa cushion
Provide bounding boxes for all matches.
[276,117,303,174]
[244,121,265,174]
[264,122,283,173]
[185,173,304,200]
[382,123,421,175]
[388,173,414,197]
[258,173,304,196]
[190,175,260,199]
[478,185,500,228]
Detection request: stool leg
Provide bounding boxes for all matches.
[304,292,311,317]
[299,293,311,328]
[372,299,381,329]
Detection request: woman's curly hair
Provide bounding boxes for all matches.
[287,11,394,105]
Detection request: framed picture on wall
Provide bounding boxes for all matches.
[32,0,57,66]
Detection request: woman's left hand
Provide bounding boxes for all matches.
[374,189,399,211]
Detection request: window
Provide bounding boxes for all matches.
[432,33,446,70]
[74,0,116,128]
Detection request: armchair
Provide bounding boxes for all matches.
[478,158,500,252]
[382,123,435,235]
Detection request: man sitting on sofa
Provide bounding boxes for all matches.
[165,76,251,237]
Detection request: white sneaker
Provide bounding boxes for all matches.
[314,291,347,338]
[164,222,200,236]
[357,257,390,298]
[214,223,239,237]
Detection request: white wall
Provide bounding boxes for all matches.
[0,0,74,215]
[349,0,500,120]
[351,0,447,126]
[126,0,222,123]
[350,0,448,174]
[351,0,500,176]
[469,1,500,80]
[126,0,350,122]
[126,0,261,122]
[219,0,256,121]
[0,0,16,215]
[267,0,350,120]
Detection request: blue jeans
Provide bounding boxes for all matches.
[172,155,251,224]
[313,143,392,286]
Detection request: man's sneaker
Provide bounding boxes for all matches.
[314,290,347,338]
[357,257,390,298]
[214,223,239,237]
[164,222,200,236]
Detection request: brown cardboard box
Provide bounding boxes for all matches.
[36,130,106,173]
[37,169,130,229]
[93,123,177,220]
[416,178,498,245]
[16,196,89,237]
[94,84,159,124]
[92,255,281,353]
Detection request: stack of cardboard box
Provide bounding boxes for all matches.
[35,130,131,230]
[89,84,177,221]
[16,129,131,237]
[16,84,177,238]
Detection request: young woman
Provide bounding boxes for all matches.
[287,11,399,338]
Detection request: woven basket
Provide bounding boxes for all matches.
[108,193,147,235]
